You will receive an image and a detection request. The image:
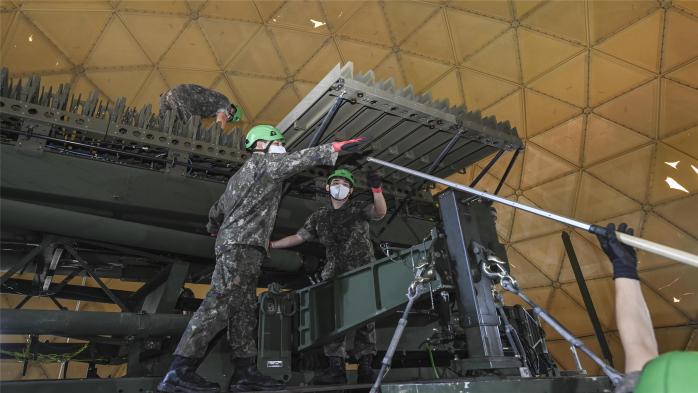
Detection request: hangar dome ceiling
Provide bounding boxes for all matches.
[1,0,697,372]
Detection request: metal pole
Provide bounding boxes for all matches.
[280,92,345,197]
[494,149,521,195]
[366,156,698,268]
[376,129,464,237]
[1,198,215,259]
[0,309,190,337]
[562,232,614,367]
[502,281,623,385]
[570,346,585,373]
[305,92,345,149]
[59,274,88,379]
[426,129,465,174]
[370,291,419,393]
[469,149,504,187]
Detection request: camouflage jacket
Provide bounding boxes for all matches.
[297,199,380,279]
[207,144,338,253]
[160,84,230,121]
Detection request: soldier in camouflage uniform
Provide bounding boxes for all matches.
[159,84,243,128]
[270,168,387,385]
[157,125,367,393]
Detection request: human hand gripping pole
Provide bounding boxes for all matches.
[367,170,382,193]
[365,156,698,269]
[595,223,638,280]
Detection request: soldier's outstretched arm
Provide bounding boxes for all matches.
[596,223,658,373]
[271,210,318,252]
[367,170,387,220]
[266,144,338,181]
[266,137,369,181]
[270,234,305,249]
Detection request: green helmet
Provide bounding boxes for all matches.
[228,105,244,123]
[327,169,355,187]
[244,124,284,149]
[635,351,698,393]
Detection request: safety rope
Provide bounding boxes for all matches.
[481,253,625,386]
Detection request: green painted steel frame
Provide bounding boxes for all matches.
[1,145,435,259]
[295,239,442,350]
[0,96,422,200]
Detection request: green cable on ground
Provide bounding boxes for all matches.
[426,344,440,379]
[0,343,89,363]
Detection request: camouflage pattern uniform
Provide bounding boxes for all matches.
[159,84,231,123]
[175,144,338,359]
[297,200,379,360]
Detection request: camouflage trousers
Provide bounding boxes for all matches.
[174,245,263,359]
[323,322,377,360]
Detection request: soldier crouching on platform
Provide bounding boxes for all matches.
[159,84,243,129]
[157,125,368,393]
[270,168,387,385]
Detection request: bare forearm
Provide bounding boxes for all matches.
[270,234,305,249]
[215,111,228,126]
[372,192,387,219]
[615,278,658,372]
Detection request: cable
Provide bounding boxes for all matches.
[0,343,89,363]
[425,344,440,378]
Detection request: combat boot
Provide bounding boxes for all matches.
[157,355,220,393]
[311,356,347,385]
[357,354,378,384]
[228,357,285,392]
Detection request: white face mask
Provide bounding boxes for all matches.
[267,144,286,154]
[330,184,351,200]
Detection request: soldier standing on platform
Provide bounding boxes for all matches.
[157,125,368,393]
[271,168,387,385]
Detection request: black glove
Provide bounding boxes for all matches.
[595,223,638,280]
[367,170,382,189]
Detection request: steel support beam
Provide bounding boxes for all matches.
[1,198,216,259]
[562,232,614,367]
[141,260,190,314]
[469,150,504,187]
[129,267,172,301]
[494,149,520,195]
[305,93,345,149]
[3,277,131,304]
[437,190,516,369]
[1,278,204,311]
[1,144,433,256]
[63,243,131,312]
[376,129,465,237]
[0,241,45,286]
[0,309,190,337]
[295,240,441,350]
